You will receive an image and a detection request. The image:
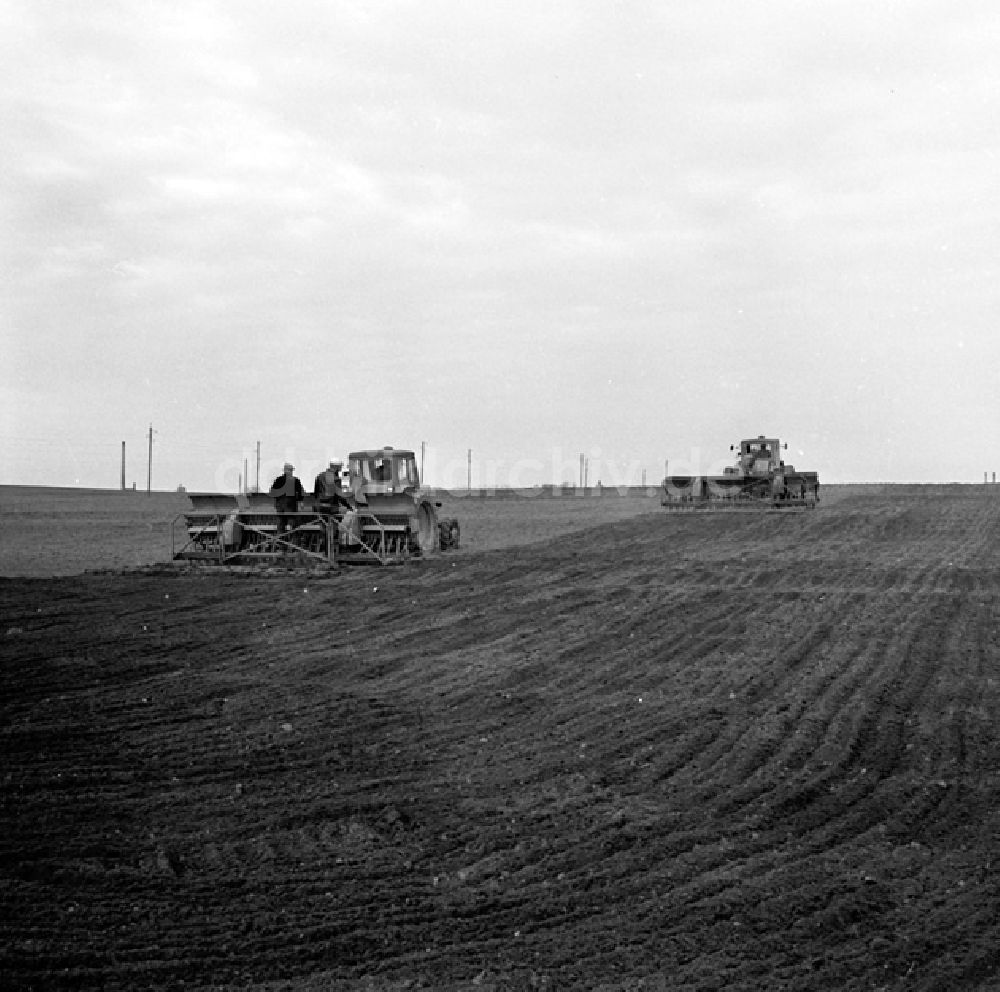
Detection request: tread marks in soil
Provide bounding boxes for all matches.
[3,489,1000,989]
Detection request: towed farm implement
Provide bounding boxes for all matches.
[662,435,819,510]
[173,447,460,566]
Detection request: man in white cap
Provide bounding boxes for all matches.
[268,462,305,539]
[313,460,345,508]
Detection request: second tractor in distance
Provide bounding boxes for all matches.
[661,435,819,509]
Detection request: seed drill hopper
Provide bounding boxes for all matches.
[661,435,819,510]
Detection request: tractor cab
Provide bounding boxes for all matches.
[734,436,784,477]
[347,448,421,502]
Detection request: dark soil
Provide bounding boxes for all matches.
[2,487,999,990]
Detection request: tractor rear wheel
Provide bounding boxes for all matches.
[413,500,439,554]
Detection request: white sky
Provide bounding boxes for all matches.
[2,0,999,489]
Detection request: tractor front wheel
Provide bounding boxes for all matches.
[439,518,461,549]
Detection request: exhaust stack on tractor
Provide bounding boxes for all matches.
[662,435,819,510]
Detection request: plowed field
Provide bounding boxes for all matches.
[2,486,1000,990]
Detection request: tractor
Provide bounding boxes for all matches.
[339,447,461,561]
[661,435,819,510]
[172,446,459,566]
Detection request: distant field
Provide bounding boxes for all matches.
[0,488,191,577]
[0,485,666,577]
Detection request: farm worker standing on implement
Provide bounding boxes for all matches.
[269,463,305,538]
[313,461,350,511]
[313,460,353,556]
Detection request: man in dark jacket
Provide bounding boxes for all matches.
[315,461,352,511]
[269,462,305,538]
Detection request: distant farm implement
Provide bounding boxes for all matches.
[662,435,819,510]
[172,447,460,566]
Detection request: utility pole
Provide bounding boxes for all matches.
[420,441,426,484]
[467,449,472,491]
[244,457,248,495]
[146,424,153,494]
[256,441,261,492]
[121,442,126,491]
[579,453,584,489]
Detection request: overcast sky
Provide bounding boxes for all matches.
[2,0,999,489]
